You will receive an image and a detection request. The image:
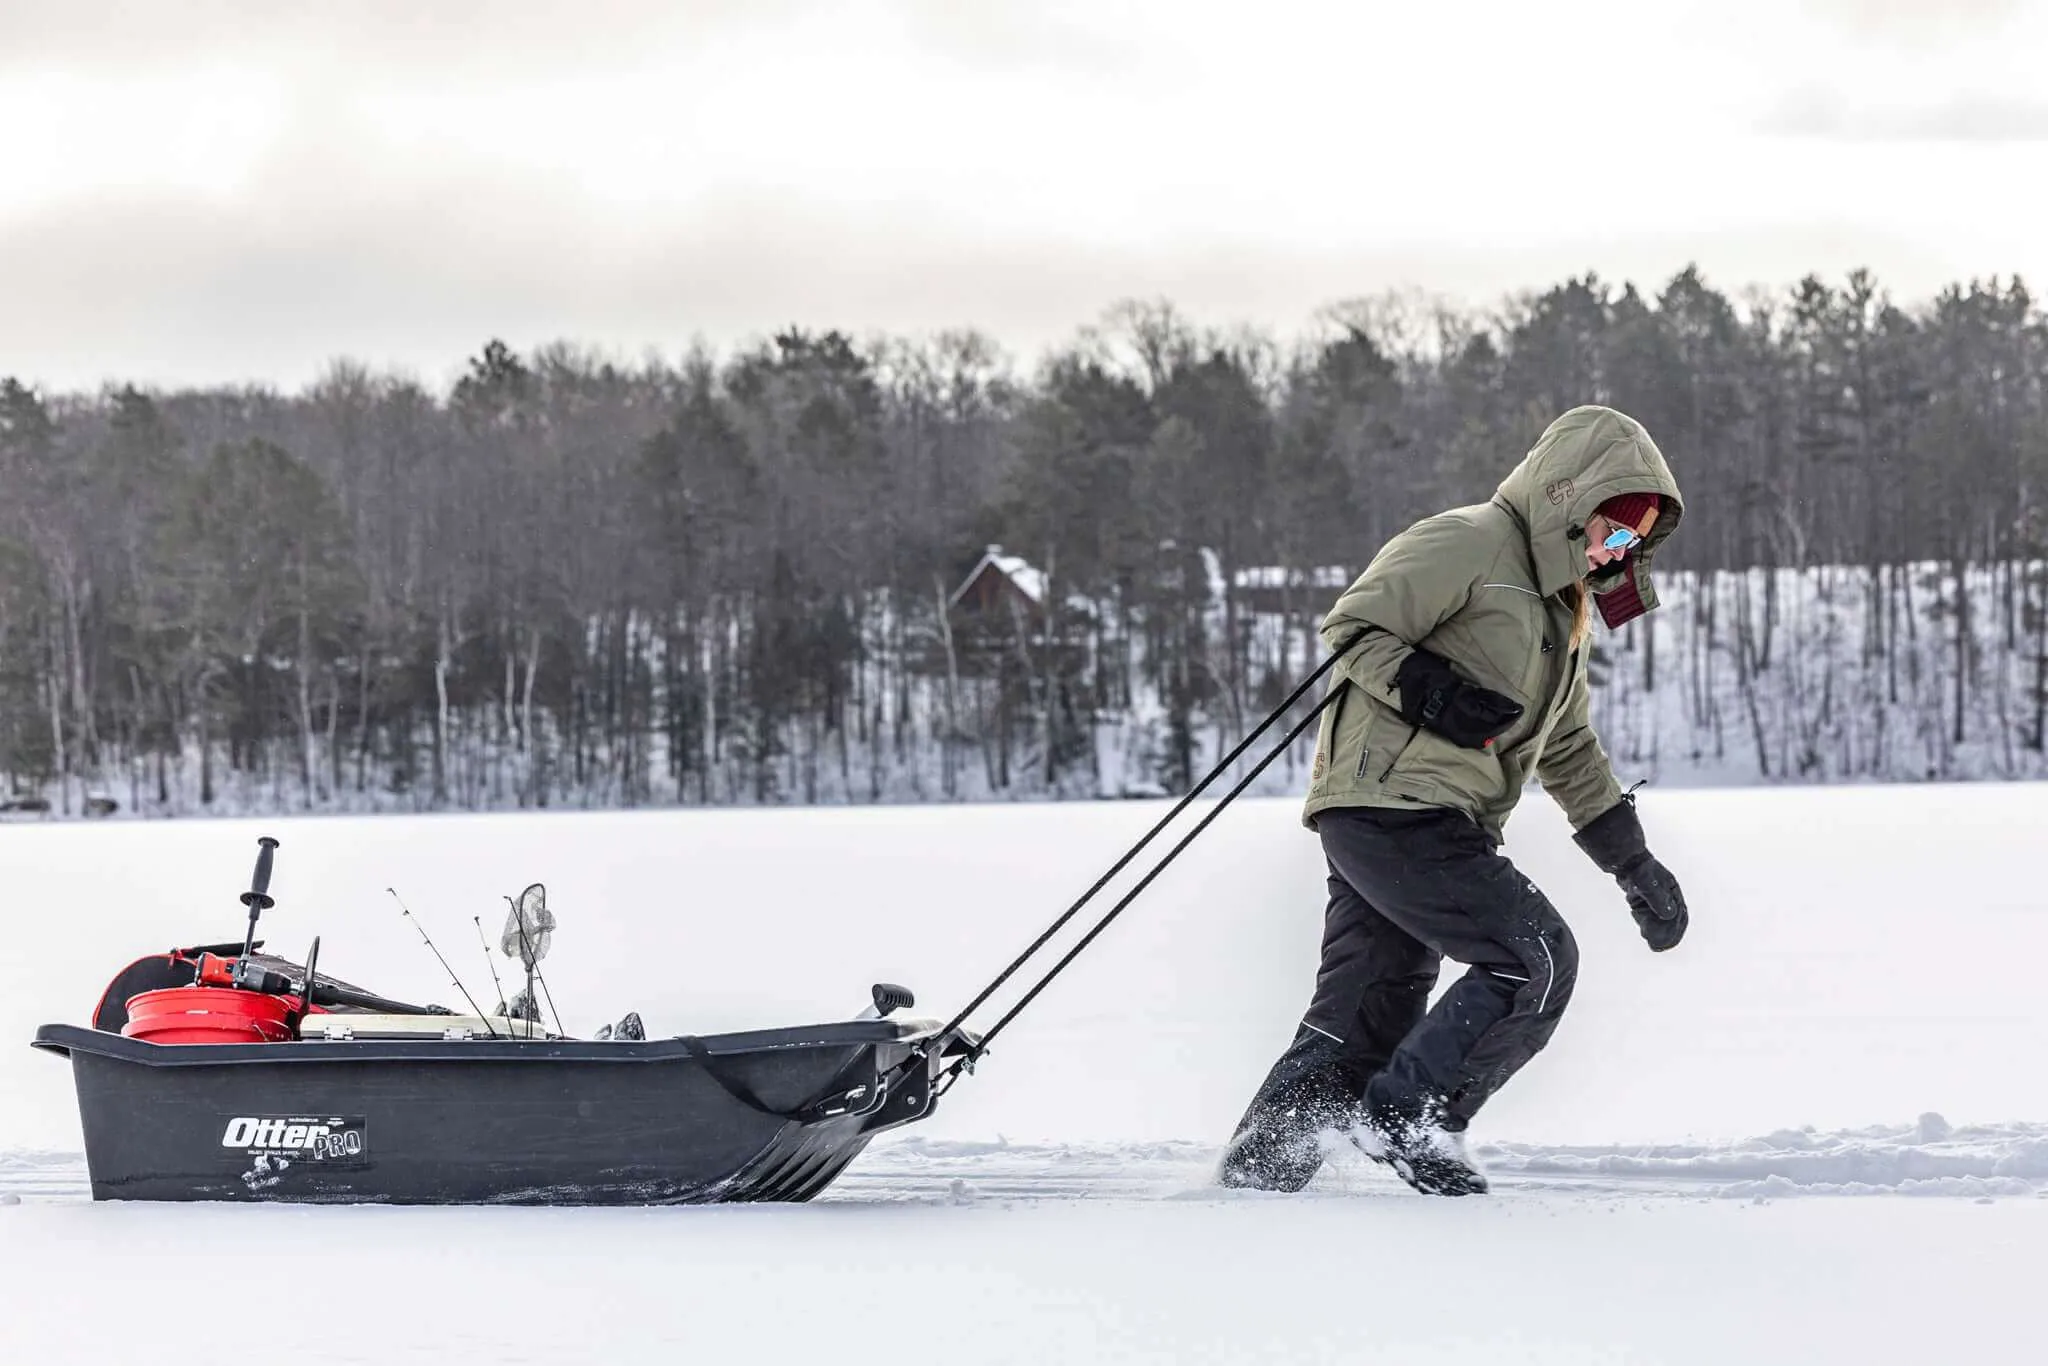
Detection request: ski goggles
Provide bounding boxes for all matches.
[1598,522,1643,553]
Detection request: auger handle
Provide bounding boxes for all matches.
[238,836,280,958]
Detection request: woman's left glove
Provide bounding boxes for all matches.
[1573,796,1688,952]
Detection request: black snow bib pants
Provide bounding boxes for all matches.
[1224,805,1578,1187]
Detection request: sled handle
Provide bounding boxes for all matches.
[957,686,1340,1069]
[933,631,1366,1052]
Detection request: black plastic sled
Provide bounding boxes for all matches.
[33,1014,962,1205]
[33,838,976,1206]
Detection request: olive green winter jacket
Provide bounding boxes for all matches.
[1303,405,1684,843]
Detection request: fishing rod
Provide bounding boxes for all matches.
[387,888,499,1037]
[472,915,511,1019]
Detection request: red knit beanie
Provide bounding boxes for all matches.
[1595,491,1660,537]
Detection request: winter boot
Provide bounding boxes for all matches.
[1218,1027,1360,1192]
[1220,1113,1329,1192]
[1359,1105,1489,1197]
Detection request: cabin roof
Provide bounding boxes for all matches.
[947,545,1048,610]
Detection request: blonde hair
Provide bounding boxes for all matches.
[1563,582,1592,650]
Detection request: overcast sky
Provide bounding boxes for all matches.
[2,0,2045,394]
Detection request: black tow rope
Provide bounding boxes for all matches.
[930,631,1368,1093]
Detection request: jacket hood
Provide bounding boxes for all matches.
[1492,405,1684,628]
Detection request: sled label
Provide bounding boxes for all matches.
[220,1114,369,1165]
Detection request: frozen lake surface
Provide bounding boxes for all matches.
[5,786,2044,1363]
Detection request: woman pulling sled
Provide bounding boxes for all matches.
[1222,404,1692,1197]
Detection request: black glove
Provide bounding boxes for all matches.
[1573,796,1687,951]
[1394,648,1525,751]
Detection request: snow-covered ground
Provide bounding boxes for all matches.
[5,787,2046,1363]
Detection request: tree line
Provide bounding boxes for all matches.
[1,264,2044,815]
